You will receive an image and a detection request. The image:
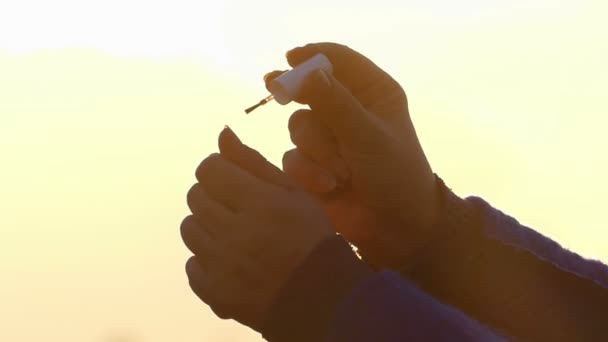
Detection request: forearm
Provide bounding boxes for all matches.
[400,177,608,340]
[327,271,506,342]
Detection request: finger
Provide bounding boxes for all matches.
[286,43,407,110]
[186,256,232,320]
[218,126,294,189]
[299,69,390,152]
[180,215,216,256]
[289,109,335,158]
[263,70,287,92]
[286,42,391,92]
[282,149,338,194]
[187,183,233,224]
[195,153,272,211]
[288,109,349,180]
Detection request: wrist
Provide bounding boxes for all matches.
[357,174,470,271]
[396,176,490,302]
[400,175,478,271]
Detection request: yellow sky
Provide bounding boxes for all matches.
[1,1,607,341]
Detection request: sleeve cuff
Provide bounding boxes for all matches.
[398,175,490,305]
[399,175,484,274]
[260,235,373,342]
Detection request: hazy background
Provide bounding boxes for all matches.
[1,0,607,341]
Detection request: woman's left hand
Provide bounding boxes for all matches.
[181,127,334,329]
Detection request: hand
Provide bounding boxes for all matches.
[181,127,333,329]
[266,43,440,269]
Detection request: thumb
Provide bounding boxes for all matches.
[218,126,294,189]
[299,69,388,150]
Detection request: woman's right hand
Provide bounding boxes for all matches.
[267,42,442,269]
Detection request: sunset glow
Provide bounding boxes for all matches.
[1,1,607,341]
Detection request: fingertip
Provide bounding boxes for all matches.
[219,125,237,142]
[218,125,242,155]
[286,44,319,67]
[285,46,304,62]
[264,70,287,92]
[263,70,285,83]
[218,126,256,167]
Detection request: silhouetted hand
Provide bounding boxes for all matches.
[266,43,439,269]
[181,127,333,329]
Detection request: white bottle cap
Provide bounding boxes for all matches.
[268,53,334,105]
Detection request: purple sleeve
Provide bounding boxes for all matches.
[327,271,506,342]
[400,178,608,340]
[469,196,608,287]
[260,177,608,341]
[260,236,505,342]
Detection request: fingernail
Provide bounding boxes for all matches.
[223,125,241,144]
[318,173,337,192]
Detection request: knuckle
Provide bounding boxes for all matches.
[211,292,237,320]
[332,42,351,52]
[180,222,193,247]
[182,227,202,255]
[288,109,311,133]
[385,82,407,104]
[281,149,300,173]
[186,184,201,210]
[213,306,232,320]
[180,215,196,232]
[185,256,197,275]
